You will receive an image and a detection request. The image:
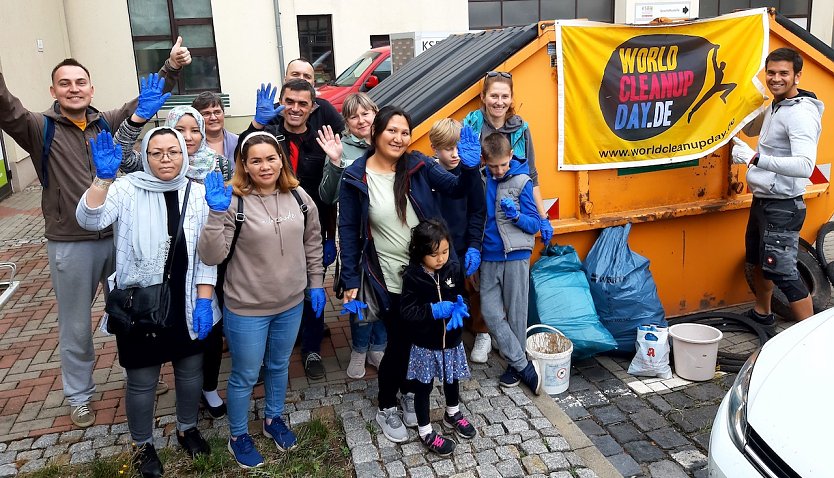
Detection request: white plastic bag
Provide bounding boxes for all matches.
[627,324,672,379]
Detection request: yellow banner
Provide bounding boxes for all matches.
[556,9,768,170]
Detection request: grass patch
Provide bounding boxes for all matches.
[18,417,352,478]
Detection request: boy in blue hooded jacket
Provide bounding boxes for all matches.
[479,133,542,394]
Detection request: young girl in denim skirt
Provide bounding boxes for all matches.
[400,219,478,456]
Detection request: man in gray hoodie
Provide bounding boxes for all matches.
[732,47,824,324]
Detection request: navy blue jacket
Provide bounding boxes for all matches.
[338,149,478,311]
[435,160,486,257]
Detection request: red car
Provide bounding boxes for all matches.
[317,46,391,112]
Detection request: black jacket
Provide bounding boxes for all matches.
[400,260,466,350]
[436,165,486,257]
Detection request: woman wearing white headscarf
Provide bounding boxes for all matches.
[76,128,220,478]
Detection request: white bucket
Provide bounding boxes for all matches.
[526,324,573,394]
[668,323,723,381]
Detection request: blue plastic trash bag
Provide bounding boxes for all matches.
[530,244,617,359]
[583,223,667,353]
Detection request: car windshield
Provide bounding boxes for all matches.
[334,52,380,87]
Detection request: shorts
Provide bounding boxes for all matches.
[745,196,806,281]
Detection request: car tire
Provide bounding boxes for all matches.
[745,248,831,320]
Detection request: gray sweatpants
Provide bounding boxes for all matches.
[47,239,114,406]
[126,353,203,443]
[479,259,530,371]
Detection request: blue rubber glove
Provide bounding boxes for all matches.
[431,301,454,319]
[90,131,122,180]
[193,298,213,340]
[310,288,326,318]
[464,247,481,277]
[457,125,482,168]
[448,294,469,331]
[500,197,519,220]
[340,299,368,321]
[323,239,337,267]
[135,73,171,120]
[540,217,553,244]
[204,170,232,212]
[254,83,285,125]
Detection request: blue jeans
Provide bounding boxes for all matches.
[223,302,303,437]
[350,318,387,353]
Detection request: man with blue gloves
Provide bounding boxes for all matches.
[240,60,344,380]
[0,38,190,428]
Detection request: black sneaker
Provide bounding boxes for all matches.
[421,431,456,456]
[443,411,477,440]
[747,308,776,326]
[132,443,163,478]
[499,365,520,388]
[177,427,210,458]
[304,352,326,380]
[201,395,227,420]
[518,361,543,395]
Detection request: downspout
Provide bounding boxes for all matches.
[273,0,286,83]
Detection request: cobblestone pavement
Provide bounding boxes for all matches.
[0,186,621,477]
[551,317,795,478]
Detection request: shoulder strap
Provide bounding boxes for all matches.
[290,188,309,229]
[163,181,192,282]
[41,117,55,188]
[222,196,245,266]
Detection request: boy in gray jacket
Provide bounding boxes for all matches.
[732,47,824,324]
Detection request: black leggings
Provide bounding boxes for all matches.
[413,379,460,427]
[378,293,412,410]
[202,319,223,391]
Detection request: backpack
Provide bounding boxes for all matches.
[215,189,308,308]
[41,115,111,188]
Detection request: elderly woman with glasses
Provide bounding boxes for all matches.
[461,70,553,367]
[76,128,220,477]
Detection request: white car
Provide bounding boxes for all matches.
[708,308,834,477]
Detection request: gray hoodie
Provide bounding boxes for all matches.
[744,90,824,199]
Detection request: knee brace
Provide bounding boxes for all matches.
[773,276,809,303]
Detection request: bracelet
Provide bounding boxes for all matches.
[92,176,113,189]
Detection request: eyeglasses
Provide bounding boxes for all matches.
[148,151,183,161]
[201,110,224,119]
[486,71,512,79]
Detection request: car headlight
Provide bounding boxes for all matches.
[727,347,760,450]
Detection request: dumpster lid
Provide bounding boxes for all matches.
[369,23,539,125]
[775,14,834,64]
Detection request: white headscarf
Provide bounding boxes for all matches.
[165,105,220,180]
[124,127,190,278]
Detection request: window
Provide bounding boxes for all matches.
[298,15,336,86]
[371,57,392,83]
[699,0,811,29]
[127,0,220,93]
[469,0,614,28]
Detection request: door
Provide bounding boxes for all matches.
[298,15,336,86]
[0,134,11,201]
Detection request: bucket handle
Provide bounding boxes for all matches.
[526,324,564,337]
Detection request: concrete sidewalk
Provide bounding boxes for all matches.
[0,185,621,477]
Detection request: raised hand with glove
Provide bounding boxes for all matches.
[204,170,232,212]
[135,73,171,121]
[431,301,454,319]
[90,131,123,180]
[458,125,483,168]
[464,247,481,277]
[253,83,286,127]
[323,239,337,267]
[310,288,327,318]
[500,197,520,221]
[447,294,469,331]
[731,137,758,165]
[340,299,368,321]
[193,298,214,340]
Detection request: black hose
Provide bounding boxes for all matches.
[667,311,772,373]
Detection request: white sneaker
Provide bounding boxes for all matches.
[400,393,418,428]
[346,351,366,379]
[376,407,408,443]
[367,351,384,370]
[470,333,491,363]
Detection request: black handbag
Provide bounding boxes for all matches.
[105,182,191,335]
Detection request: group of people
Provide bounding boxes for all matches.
[0,33,822,476]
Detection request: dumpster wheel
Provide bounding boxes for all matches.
[744,248,831,320]
[815,221,834,286]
